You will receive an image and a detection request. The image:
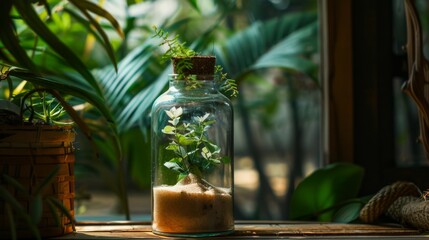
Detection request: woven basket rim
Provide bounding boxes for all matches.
[0,124,74,131]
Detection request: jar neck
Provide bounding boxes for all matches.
[168,74,219,94]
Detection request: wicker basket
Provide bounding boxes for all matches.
[0,124,75,238]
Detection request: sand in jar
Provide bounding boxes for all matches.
[152,175,233,235]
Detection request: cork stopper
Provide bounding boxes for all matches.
[172,56,216,77]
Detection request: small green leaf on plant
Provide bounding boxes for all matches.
[164,162,184,173]
[162,125,175,134]
[178,134,194,145]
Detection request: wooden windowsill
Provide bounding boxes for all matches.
[54,221,428,239]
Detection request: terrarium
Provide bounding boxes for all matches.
[151,49,235,236]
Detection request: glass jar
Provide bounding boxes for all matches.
[151,74,234,237]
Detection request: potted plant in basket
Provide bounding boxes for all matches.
[0,86,79,239]
[0,1,123,239]
[150,27,237,237]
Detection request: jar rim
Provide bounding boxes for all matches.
[168,74,219,81]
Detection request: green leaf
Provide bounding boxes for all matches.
[205,142,221,154]
[2,174,28,196]
[178,173,188,182]
[164,161,183,173]
[116,67,169,131]
[67,2,118,72]
[177,146,187,158]
[5,203,16,240]
[46,197,76,231]
[161,125,175,134]
[30,194,43,224]
[166,143,179,151]
[46,197,61,227]
[33,166,59,195]
[332,201,363,223]
[178,134,194,145]
[289,163,364,221]
[186,0,200,13]
[0,186,41,240]
[69,0,124,38]
[221,156,231,164]
[0,1,37,71]
[210,158,221,164]
[216,12,318,81]
[13,0,102,95]
[8,69,114,123]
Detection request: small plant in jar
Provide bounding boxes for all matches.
[161,106,231,183]
[151,27,237,237]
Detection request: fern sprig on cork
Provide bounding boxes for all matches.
[152,26,238,98]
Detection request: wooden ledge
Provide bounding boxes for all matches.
[54,221,427,239]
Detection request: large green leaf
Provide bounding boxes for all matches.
[289,163,364,221]
[0,1,36,71]
[95,43,155,111]
[216,12,318,81]
[12,0,103,95]
[69,0,124,39]
[90,42,161,133]
[116,67,169,131]
[68,0,124,72]
[250,22,319,79]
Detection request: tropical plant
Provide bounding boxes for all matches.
[0,0,131,219]
[1,0,321,221]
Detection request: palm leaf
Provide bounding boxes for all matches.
[116,67,169,131]
[91,41,163,132]
[67,1,121,72]
[33,166,59,195]
[0,1,36,71]
[2,174,28,196]
[251,22,319,79]
[5,204,16,240]
[12,0,102,95]
[69,0,124,38]
[0,186,41,240]
[215,12,318,81]
[46,196,76,231]
[94,43,156,113]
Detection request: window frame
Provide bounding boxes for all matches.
[320,0,429,194]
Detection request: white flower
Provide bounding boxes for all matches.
[194,113,210,123]
[165,106,183,119]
